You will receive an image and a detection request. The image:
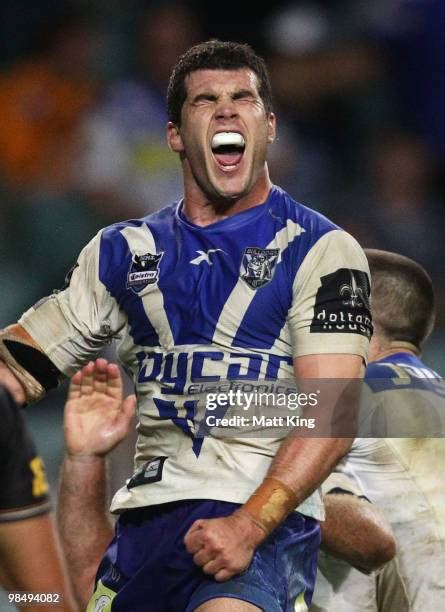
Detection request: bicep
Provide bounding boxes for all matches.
[294,354,364,379]
[293,354,363,440]
[289,230,372,363]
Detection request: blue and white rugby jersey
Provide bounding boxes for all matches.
[318,353,445,610]
[352,352,445,540]
[20,186,371,519]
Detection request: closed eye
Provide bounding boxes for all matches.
[233,90,256,101]
[192,93,218,105]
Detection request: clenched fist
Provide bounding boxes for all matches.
[184,510,265,582]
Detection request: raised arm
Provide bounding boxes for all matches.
[57,359,135,608]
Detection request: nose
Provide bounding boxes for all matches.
[214,95,238,120]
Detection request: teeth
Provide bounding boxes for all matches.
[211,132,245,148]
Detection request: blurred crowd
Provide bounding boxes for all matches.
[0,3,443,608]
[0,11,442,609]
[0,1,443,392]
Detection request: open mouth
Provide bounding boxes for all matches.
[211,132,245,169]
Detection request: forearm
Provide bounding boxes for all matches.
[0,514,77,611]
[57,455,114,608]
[267,436,352,503]
[266,353,362,504]
[321,494,396,572]
[239,436,352,538]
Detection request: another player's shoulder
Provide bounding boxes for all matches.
[366,354,443,402]
[366,354,441,381]
[0,385,51,521]
[366,359,402,381]
[0,385,35,468]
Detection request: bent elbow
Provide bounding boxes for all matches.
[374,532,397,569]
[359,532,397,572]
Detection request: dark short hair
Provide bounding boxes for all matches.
[167,39,273,125]
[365,249,435,350]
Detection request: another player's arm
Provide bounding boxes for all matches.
[0,514,77,612]
[0,387,77,611]
[321,492,395,572]
[320,472,395,572]
[58,456,112,609]
[57,359,135,608]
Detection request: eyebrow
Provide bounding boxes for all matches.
[191,88,257,104]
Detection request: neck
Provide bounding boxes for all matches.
[374,340,420,361]
[182,167,273,227]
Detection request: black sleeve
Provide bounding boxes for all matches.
[0,386,51,521]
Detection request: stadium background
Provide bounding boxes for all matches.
[0,1,443,607]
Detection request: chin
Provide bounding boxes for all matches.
[213,177,250,200]
[214,190,247,206]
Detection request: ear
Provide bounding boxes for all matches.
[167,122,184,153]
[266,113,276,144]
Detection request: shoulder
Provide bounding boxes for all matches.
[366,354,442,384]
[270,186,365,262]
[0,385,33,463]
[95,204,177,285]
[100,203,177,252]
[102,203,176,236]
[269,186,339,237]
[365,355,429,395]
[365,361,398,380]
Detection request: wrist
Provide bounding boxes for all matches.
[241,477,298,537]
[232,508,267,548]
[65,452,106,465]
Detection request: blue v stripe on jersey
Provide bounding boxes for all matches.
[98,186,340,350]
[99,222,161,347]
[154,192,282,346]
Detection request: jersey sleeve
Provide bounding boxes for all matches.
[288,229,372,360]
[0,387,51,521]
[19,231,126,376]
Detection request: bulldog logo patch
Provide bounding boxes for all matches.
[241,247,280,289]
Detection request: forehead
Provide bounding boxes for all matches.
[184,68,260,97]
